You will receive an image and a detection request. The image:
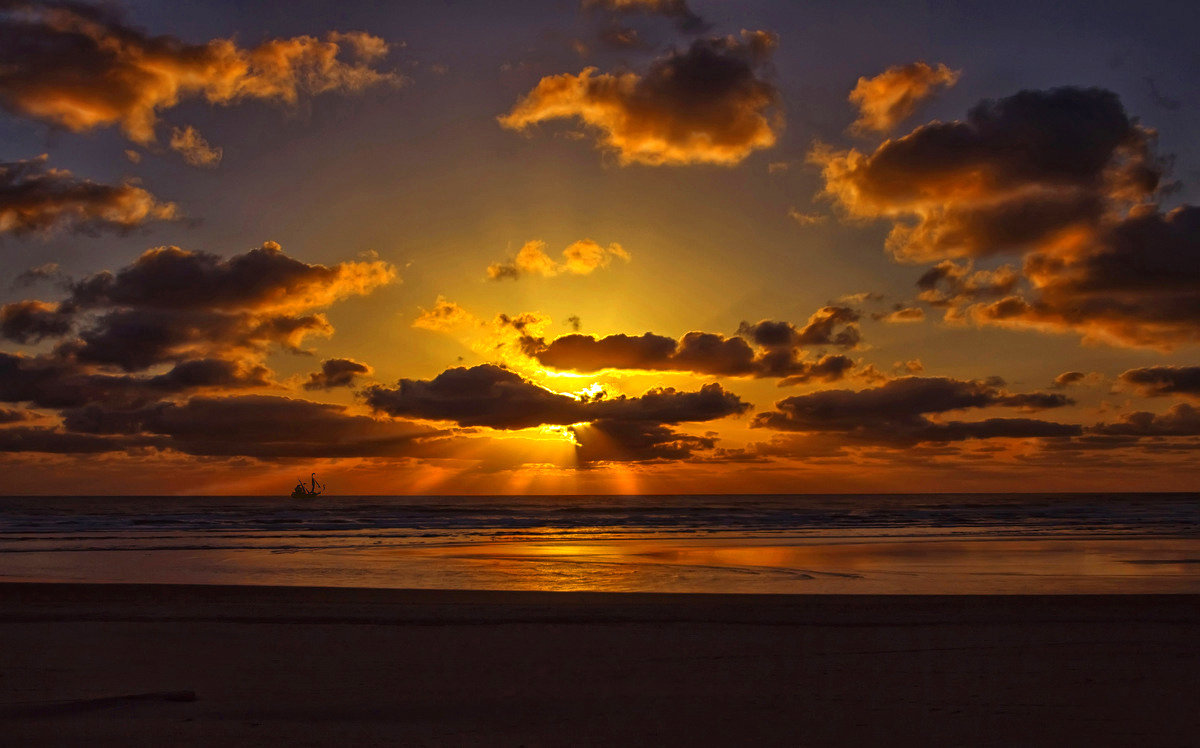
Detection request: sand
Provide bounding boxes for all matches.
[0,584,1197,746]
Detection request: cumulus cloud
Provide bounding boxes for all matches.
[848,62,959,134]
[814,86,1199,349]
[499,30,781,166]
[303,358,374,390]
[364,364,748,430]
[752,376,1078,446]
[520,307,862,383]
[0,2,401,148]
[582,0,708,33]
[169,126,223,167]
[0,242,395,412]
[1118,366,1200,399]
[487,239,630,280]
[1,155,177,235]
[0,300,73,343]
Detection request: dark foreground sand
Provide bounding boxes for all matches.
[1,584,1197,746]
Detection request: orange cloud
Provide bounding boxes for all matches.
[813,87,1199,349]
[0,155,177,235]
[487,239,630,280]
[848,62,959,134]
[0,3,402,145]
[169,126,222,168]
[499,31,781,166]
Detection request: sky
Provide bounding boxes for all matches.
[0,0,1198,495]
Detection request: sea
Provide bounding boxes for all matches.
[1,493,1198,593]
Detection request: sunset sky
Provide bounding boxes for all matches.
[1,0,1198,494]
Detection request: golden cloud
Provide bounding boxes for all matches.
[848,62,959,134]
[487,239,630,280]
[0,154,177,235]
[813,87,1199,349]
[498,31,781,166]
[0,3,403,145]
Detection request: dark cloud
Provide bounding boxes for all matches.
[0,155,176,235]
[499,30,781,166]
[58,394,445,458]
[69,242,394,312]
[1092,403,1200,437]
[523,308,861,383]
[572,419,716,462]
[0,300,73,343]
[815,86,1199,349]
[303,358,374,390]
[1118,366,1200,399]
[0,406,37,424]
[582,0,709,33]
[0,351,272,410]
[12,262,62,288]
[5,242,394,372]
[0,2,401,148]
[364,364,749,430]
[0,426,163,454]
[0,243,395,417]
[753,376,1078,446]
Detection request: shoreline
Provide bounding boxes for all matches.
[2,584,1197,745]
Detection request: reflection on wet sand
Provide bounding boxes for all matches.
[5,532,1200,593]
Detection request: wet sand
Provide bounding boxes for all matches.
[1,584,1197,746]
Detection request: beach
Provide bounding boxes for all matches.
[1,584,1197,746]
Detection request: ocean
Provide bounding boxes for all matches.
[1,493,1198,593]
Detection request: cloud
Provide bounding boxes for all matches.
[582,0,709,33]
[498,30,781,166]
[364,363,748,429]
[0,2,402,146]
[872,306,925,323]
[572,419,715,462]
[0,300,73,343]
[1118,366,1200,399]
[0,350,273,410]
[0,426,164,454]
[487,239,630,280]
[169,126,222,168]
[0,407,37,424]
[59,394,447,458]
[788,208,826,226]
[848,62,960,134]
[1052,371,1087,389]
[13,262,62,287]
[0,242,395,411]
[752,376,1078,446]
[1092,403,1200,436]
[70,241,395,313]
[521,307,862,382]
[35,242,396,372]
[412,296,477,333]
[303,358,373,390]
[1,155,177,235]
[814,86,1200,349]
